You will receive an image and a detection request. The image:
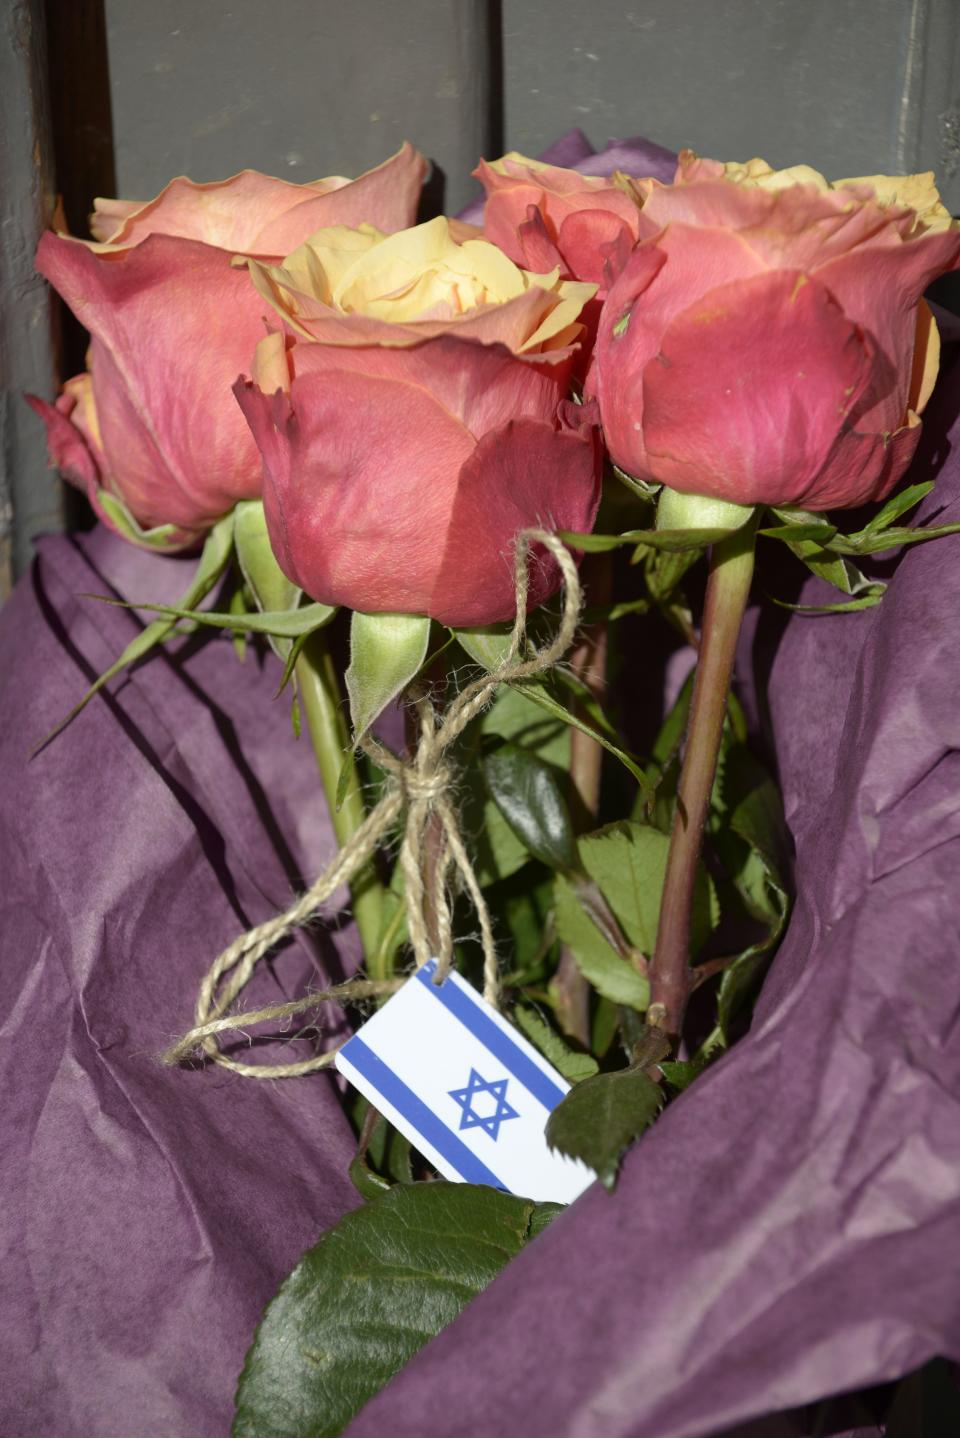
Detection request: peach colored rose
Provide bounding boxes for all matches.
[234,217,601,625]
[28,146,426,548]
[475,152,648,373]
[476,152,641,290]
[588,152,960,510]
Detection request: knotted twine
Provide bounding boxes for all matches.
[162,530,582,1080]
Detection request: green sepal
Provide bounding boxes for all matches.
[545,1065,663,1190]
[92,595,338,637]
[97,490,182,550]
[345,610,431,741]
[454,623,514,670]
[33,512,235,753]
[558,526,742,554]
[232,1184,560,1438]
[610,463,660,502]
[772,588,885,615]
[233,499,301,661]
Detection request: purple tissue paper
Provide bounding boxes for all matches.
[0,527,361,1437]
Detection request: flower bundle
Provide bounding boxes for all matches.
[24,136,960,1435]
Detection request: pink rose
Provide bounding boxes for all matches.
[28,146,426,548]
[234,217,602,626]
[476,152,641,289]
[475,153,645,373]
[588,152,960,510]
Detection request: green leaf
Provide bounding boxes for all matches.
[345,611,431,741]
[580,820,717,957]
[227,582,249,662]
[659,1055,711,1092]
[610,463,660,502]
[644,545,700,601]
[481,684,567,757]
[513,1006,598,1082]
[554,873,650,1009]
[34,513,235,752]
[483,744,578,872]
[554,821,717,1012]
[521,682,652,798]
[759,522,839,544]
[711,744,791,1039]
[545,1066,663,1190]
[766,506,880,597]
[348,1151,392,1202]
[459,690,569,886]
[233,1183,560,1438]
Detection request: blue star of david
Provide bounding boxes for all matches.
[448,1068,519,1141]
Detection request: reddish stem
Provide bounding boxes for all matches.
[648,521,757,1039]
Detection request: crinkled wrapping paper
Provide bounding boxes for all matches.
[2,132,959,1437]
[0,528,362,1436]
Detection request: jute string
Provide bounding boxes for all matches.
[162,530,581,1079]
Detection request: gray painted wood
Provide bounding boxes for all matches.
[104,0,494,218]
[0,0,62,591]
[503,0,960,212]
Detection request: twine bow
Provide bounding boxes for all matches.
[162,530,581,1078]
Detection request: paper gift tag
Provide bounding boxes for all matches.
[336,960,594,1205]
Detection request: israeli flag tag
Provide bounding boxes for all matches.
[336,960,593,1205]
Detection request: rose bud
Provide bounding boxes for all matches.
[587,152,960,512]
[28,145,426,549]
[234,216,602,626]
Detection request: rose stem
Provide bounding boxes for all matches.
[648,519,757,1040]
[296,633,386,976]
[554,552,612,1046]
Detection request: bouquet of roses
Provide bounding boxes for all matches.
[19,131,960,1436]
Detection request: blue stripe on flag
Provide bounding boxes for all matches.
[340,1036,508,1190]
[415,963,566,1111]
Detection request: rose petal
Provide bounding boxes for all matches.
[642,269,886,507]
[431,416,601,625]
[288,334,568,437]
[237,367,477,616]
[99,144,426,254]
[25,389,101,497]
[814,228,960,432]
